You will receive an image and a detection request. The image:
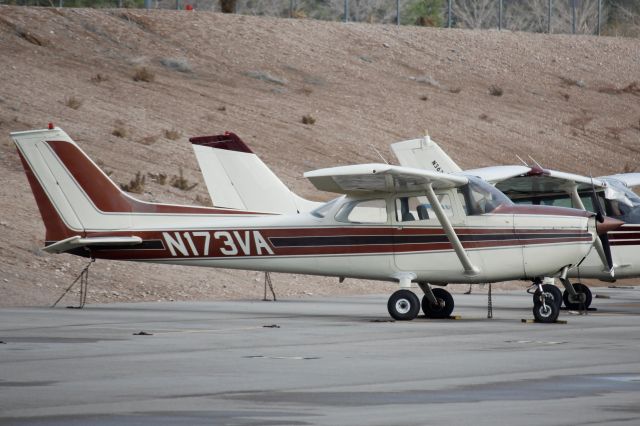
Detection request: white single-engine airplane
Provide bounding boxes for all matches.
[13,127,621,322]
[391,135,640,310]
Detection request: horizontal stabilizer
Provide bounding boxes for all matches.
[44,236,143,254]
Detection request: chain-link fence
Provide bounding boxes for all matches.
[3,1,638,36]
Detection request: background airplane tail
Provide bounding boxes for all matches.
[391,135,462,174]
[189,132,320,214]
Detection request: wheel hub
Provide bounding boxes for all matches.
[538,304,553,318]
[395,299,411,314]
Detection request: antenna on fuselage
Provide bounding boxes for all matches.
[515,154,528,166]
[370,144,389,164]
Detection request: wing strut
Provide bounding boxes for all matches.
[424,183,480,276]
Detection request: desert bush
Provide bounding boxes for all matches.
[90,73,109,83]
[147,172,167,185]
[120,171,145,194]
[164,128,181,140]
[137,135,158,145]
[488,85,503,96]
[598,82,640,95]
[171,168,198,191]
[195,194,212,206]
[65,96,83,110]
[302,114,316,125]
[133,67,155,83]
[112,120,128,138]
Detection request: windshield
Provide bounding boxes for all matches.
[600,179,640,223]
[310,197,342,218]
[461,177,513,215]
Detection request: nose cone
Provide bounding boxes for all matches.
[596,216,625,235]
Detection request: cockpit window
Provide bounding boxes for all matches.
[310,197,342,218]
[335,199,388,224]
[459,177,512,215]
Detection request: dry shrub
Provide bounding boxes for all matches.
[16,28,46,46]
[95,159,114,177]
[292,9,307,19]
[90,73,109,83]
[605,127,623,141]
[64,96,83,110]
[164,128,181,140]
[488,85,503,96]
[112,120,128,138]
[171,168,198,191]
[560,92,570,101]
[218,105,227,111]
[300,87,314,96]
[479,113,494,123]
[148,172,167,185]
[449,87,462,94]
[133,67,155,83]
[120,171,145,194]
[420,95,428,101]
[302,114,316,125]
[623,163,636,173]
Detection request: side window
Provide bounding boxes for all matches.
[335,199,388,223]
[395,194,453,223]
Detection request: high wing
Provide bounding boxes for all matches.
[189,132,320,214]
[304,163,469,194]
[603,173,640,188]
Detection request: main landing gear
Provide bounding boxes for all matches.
[558,279,593,310]
[387,284,455,321]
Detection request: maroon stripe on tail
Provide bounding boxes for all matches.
[188,132,253,153]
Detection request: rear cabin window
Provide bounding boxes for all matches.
[335,199,388,224]
[395,194,454,223]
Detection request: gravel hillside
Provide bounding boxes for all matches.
[1,6,639,306]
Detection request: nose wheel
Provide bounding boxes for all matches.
[532,280,560,323]
[387,289,421,320]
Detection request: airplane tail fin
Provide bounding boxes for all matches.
[12,127,142,240]
[189,132,320,214]
[391,134,462,174]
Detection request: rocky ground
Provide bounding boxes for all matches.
[0,6,638,306]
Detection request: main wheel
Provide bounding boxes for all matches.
[562,283,593,309]
[532,299,560,323]
[533,284,562,309]
[422,288,455,319]
[387,290,420,321]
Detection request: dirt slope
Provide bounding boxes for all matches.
[1,6,639,307]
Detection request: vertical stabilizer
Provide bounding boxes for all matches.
[391,135,462,174]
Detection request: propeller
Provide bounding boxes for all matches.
[590,178,620,276]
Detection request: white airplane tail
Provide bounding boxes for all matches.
[189,132,321,214]
[12,127,257,252]
[391,135,462,174]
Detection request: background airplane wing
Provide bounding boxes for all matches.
[304,163,468,194]
[602,173,640,188]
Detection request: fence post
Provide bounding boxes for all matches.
[447,0,452,28]
[547,0,552,33]
[344,0,349,22]
[597,0,602,36]
[144,0,151,10]
[572,0,576,34]
[498,0,503,31]
[59,0,63,7]
[396,0,400,26]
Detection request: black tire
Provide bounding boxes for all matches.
[562,283,593,310]
[533,284,563,309]
[532,300,560,323]
[387,290,420,321]
[422,288,455,319]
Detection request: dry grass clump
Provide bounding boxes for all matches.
[64,96,83,110]
[90,73,109,83]
[133,67,155,82]
[488,85,503,96]
[218,105,227,111]
[195,194,212,206]
[566,115,594,134]
[479,113,494,123]
[148,172,167,185]
[112,120,128,138]
[120,171,145,194]
[164,128,181,140]
[302,114,316,125]
[449,87,462,94]
[171,168,198,191]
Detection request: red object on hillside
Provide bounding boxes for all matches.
[185,5,193,10]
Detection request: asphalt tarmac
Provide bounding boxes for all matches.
[1,286,640,426]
